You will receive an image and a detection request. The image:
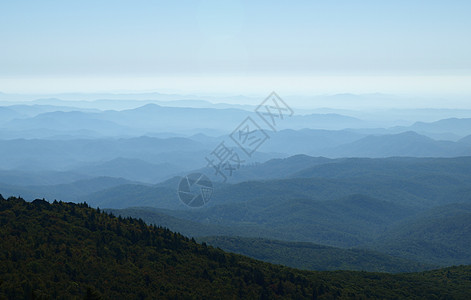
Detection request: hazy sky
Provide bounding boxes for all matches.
[1,0,470,95]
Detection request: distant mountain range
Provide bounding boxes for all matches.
[1,103,373,137]
[0,128,468,186]
[3,155,471,208]
[1,100,470,138]
[0,136,211,171]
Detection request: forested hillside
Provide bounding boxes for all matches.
[1,196,471,299]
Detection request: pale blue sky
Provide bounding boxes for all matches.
[1,0,470,94]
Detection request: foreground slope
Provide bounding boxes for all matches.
[1,197,471,299]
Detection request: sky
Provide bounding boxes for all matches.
[0,0,470,96]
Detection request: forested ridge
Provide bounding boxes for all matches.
[1,196,471,299]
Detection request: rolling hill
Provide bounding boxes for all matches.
[154,194,420,248]
[110,203,425,270]
[0,136,210,171]
[198,236,432,273]
[370,203,471,266]
[459,134,471,145]
[71,157,181,183]
[325,131,469,157]
[398,118,471,138]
